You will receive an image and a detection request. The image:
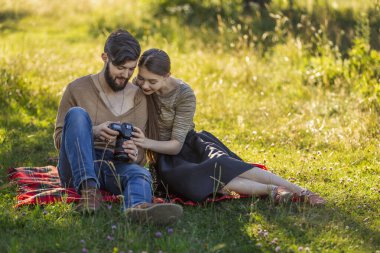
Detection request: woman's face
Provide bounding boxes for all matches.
[136,67,167,95]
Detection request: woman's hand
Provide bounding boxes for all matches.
[93,121,119,143]
[131,126,150,149]
[132,126,183,155]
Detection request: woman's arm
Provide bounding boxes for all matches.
[134,82,196,156]
[132,127,183,155]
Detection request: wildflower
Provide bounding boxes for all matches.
[167,228,174,234]
[107,204,112,210]
[112,224,117,230]
[82,248,88,253]
[275,246,281,252]
[43,210,48,215]
[107,235,114,241]
[298,246,303,251]
[155,231,163,238]
[256,243,262,248]
[80,240,85,245]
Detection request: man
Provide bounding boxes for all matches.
[54,29,182,225]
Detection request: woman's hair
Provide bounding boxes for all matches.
[138,49,171,169]
[138,48,171,75]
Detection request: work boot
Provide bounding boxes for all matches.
[125,203,183,225]
[76,187,102,214]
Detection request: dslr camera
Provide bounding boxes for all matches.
[108,122,134,161]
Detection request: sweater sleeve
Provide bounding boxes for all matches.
[53,84,76,150]
[171,86,196,143]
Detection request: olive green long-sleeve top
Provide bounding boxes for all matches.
[153,80,196,143]
[54,74,148,165]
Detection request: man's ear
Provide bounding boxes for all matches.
[164,72,171,78]
[101,53,108,63]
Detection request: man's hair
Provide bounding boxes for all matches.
[104,29,141,66]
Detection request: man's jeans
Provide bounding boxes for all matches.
[57,107,152,209]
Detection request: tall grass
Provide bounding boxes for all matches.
[0,0,379,252]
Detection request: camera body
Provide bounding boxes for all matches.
[108,122,134,161]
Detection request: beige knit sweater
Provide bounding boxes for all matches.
[54,74,148,165]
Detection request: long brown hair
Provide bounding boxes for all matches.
[139,49,171,167]
[145,95,160,165]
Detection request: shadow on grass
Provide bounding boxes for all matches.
[0,191,377,252]
[0,203,122,252]
[0,200,198,253]
[243,198,379,251]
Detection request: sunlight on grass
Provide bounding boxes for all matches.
[0,0,379,252]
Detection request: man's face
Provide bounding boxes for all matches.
[105,60,137,92]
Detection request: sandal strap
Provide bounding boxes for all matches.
[298,189,325,205]
[271,186,294,204]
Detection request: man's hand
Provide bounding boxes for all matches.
[122,140,139,162]
[93,121,119,143]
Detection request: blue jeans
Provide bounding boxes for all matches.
[57,107,152,209]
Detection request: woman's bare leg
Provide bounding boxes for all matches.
[238,167,305,194]
[223,168,325,205]
[221,177,276,195]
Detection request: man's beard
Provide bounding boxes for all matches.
[105,62,129,92]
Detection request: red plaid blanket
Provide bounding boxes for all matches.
[8,164,268,208]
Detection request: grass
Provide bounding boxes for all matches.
[0,0,379,252]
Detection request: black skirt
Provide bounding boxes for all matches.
[157,130,254,202]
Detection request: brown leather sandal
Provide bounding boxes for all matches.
[295,189,326,206]
[271,186,294,205]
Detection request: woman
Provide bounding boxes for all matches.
[131,48,325,206]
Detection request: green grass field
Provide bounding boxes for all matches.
[0,0,379,252]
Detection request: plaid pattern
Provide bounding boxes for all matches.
[8,164,268,208]
[7,166,119,208]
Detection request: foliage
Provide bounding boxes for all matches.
[151,0,380,54]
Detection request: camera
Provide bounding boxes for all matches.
[108,122,134,161]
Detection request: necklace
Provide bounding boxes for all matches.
[98,73,125,116]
